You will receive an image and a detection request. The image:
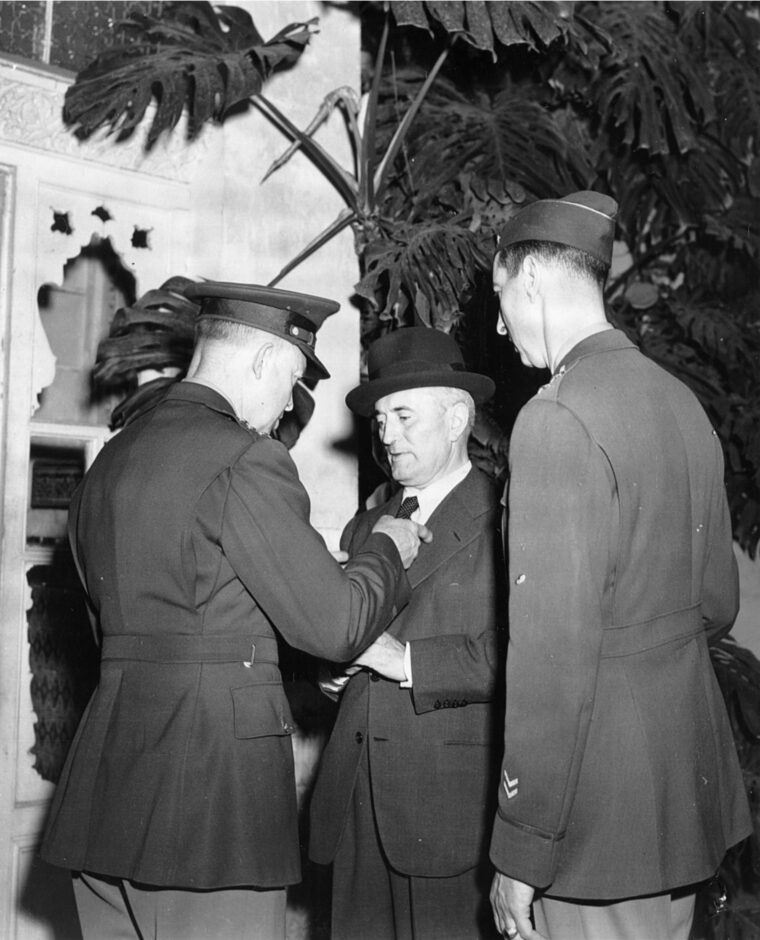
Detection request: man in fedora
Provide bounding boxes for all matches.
[41,283,430,940]
[489,192,751,940]
[310,327,505,940]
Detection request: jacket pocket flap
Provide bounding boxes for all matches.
[231,682,295,739]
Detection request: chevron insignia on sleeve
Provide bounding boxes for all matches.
[503,770,519,799]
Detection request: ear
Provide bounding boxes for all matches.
[522,254,541,302]
[251,342,274,379]
[448,400,470,442]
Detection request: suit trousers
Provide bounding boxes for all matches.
[331,746,498,940]
[73,870,287,940]
[534,888,696,940]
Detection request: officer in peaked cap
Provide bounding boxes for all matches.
[489,195,750,940]
[41,281,432,939]
[188,281,339,381]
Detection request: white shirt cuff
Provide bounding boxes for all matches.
[400,641,413,688]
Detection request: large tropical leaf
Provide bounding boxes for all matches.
[386,72,591,212]
[590,2,715,155]
[355,221,489,331]
[678,1,760,161]
[710,26,760,162]
[63,2,317,146]
[605,132,744,260]
[703,197,760,260]
[670,296,758,373]
[388,0,608,56]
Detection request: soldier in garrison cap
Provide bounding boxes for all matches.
[489,193,751,940]
[41,282,431,940]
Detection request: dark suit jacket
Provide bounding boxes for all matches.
[41,382,410,889]
[490,329,751,899]
[310,467,505,877]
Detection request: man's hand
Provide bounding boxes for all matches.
[490,872,544,940]
[317,663,360,700]
[352,631,406,681]
[371,515,432,569]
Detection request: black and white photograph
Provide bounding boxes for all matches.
[0,2,758,938]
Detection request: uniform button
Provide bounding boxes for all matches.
[355,731,364,744]
[433,700,442,710]
[370,671,380,682]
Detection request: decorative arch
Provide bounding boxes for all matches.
[32,185,182,416]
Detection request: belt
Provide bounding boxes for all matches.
[101,633,279,665]
[600,604,702,658]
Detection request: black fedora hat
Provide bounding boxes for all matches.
[187,281,339,379]
[346,327,495,417]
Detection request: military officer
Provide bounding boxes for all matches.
[489,193,751,940]
[41,283,430,939]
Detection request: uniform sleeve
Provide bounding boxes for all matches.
[490,399,616,888]
[701,433,740,644]
[67,482,101,646]
[222,438,411,662]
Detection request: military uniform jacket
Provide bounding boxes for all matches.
[310,467,505,877]
[490,329,751,899]
[41,382,410,889]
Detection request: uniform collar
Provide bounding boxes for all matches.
[554,327,637,375]
[167,380,254,430]
[551,323,613,373]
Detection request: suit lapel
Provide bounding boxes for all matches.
[346,470,493,589]
[406,470,492,589]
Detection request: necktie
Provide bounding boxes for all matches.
[395,495,419,520]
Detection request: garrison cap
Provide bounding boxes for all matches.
[187,281,340,379]
[346,326,494,417]
[498,191,618,266]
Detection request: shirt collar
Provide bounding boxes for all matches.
[402,460,471,525]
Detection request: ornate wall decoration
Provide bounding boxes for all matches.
[0,64,204,182]
[26,562,100,784]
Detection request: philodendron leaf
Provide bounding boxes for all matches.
[64,2,317,147]
[592,2,714,155]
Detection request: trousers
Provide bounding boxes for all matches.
[331,747,498,940]
[73,870,287,940]
[534,888,696,940]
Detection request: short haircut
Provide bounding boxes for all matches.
[196,317,263,344]
[494,240,609,289]
[433,386,476,434]
[196,318,292,355]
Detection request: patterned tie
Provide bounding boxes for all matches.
[395,495,419,519]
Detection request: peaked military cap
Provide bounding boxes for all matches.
[346,326,495,417]
[188,281,340,379]
[498,191,618,266]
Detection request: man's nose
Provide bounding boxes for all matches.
[379,421,396,444]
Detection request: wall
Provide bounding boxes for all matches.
[186,0,362,548]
